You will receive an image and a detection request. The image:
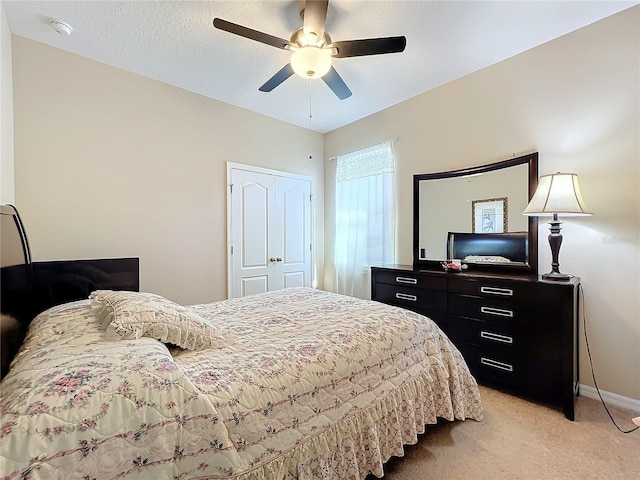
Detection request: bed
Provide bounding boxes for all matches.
[0,206,482,479]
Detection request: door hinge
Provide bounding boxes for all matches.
[231,246,234,255]
[230,184,233,193]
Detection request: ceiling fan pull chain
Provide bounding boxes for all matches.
[308,79,313,160]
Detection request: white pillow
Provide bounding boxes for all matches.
[90,290,225,351]
[463,255,511,263]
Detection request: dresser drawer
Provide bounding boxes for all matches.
[374,283,447,313]
[448,315,518,350]
[448,276,563,304]
[449,293,533,323]
[456,343,521,388]
[374,269,446,291]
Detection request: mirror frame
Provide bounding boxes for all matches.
[413,152,539,274]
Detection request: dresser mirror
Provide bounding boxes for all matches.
[413,153,538,273]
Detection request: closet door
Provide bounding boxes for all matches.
[229,168,275,297]
[274,175,311,291]
[228,165,312,298]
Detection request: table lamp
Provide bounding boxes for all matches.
[523,172,591,281]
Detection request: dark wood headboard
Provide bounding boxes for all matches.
[1,257,140,325]
[447,231,528,263]
[32,257,139,314]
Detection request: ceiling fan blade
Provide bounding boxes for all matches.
[303,0,329,40]
[332,36,407,58]
[259,64,295,92]
[213,18,291,50]
[322,66,352,100]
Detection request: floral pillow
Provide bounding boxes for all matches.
[89,290,225,351]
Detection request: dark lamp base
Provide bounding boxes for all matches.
[541,271,573,282]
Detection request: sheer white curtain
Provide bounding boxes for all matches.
[334,140,396,299]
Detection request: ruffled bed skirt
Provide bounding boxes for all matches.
[210,367,482,480]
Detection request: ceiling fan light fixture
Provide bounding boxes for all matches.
[213,0,406,98]
[291,46,332,79]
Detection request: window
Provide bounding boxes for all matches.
[334,140,396,299]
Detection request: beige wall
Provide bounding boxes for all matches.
[0,2,14,204]
[325,8,639,400]
[12,36,325,305]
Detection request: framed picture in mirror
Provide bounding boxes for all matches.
[472,197,507,233]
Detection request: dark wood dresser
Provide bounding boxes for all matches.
[371,264,580,420]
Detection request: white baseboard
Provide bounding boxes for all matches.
[579,384,640,413]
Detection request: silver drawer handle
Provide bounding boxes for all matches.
[481,357,514,372]
[480,286,513,296]
[481,306,514,318]
[395,293,417,302]
[481,331,513,344]
[395,276,418,285]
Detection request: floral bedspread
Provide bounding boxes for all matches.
[0,287,482,479]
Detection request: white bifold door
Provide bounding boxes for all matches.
[228,164,313,299]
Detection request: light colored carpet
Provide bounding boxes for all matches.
[371,386,640,479]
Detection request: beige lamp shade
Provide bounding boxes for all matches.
[523,173,591,217]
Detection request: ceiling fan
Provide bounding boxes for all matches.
[213,0,406,100]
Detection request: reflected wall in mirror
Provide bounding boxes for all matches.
[413,153,538,273]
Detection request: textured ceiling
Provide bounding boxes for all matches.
[4,1,638,133]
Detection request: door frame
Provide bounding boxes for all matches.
[226,162,315,299]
